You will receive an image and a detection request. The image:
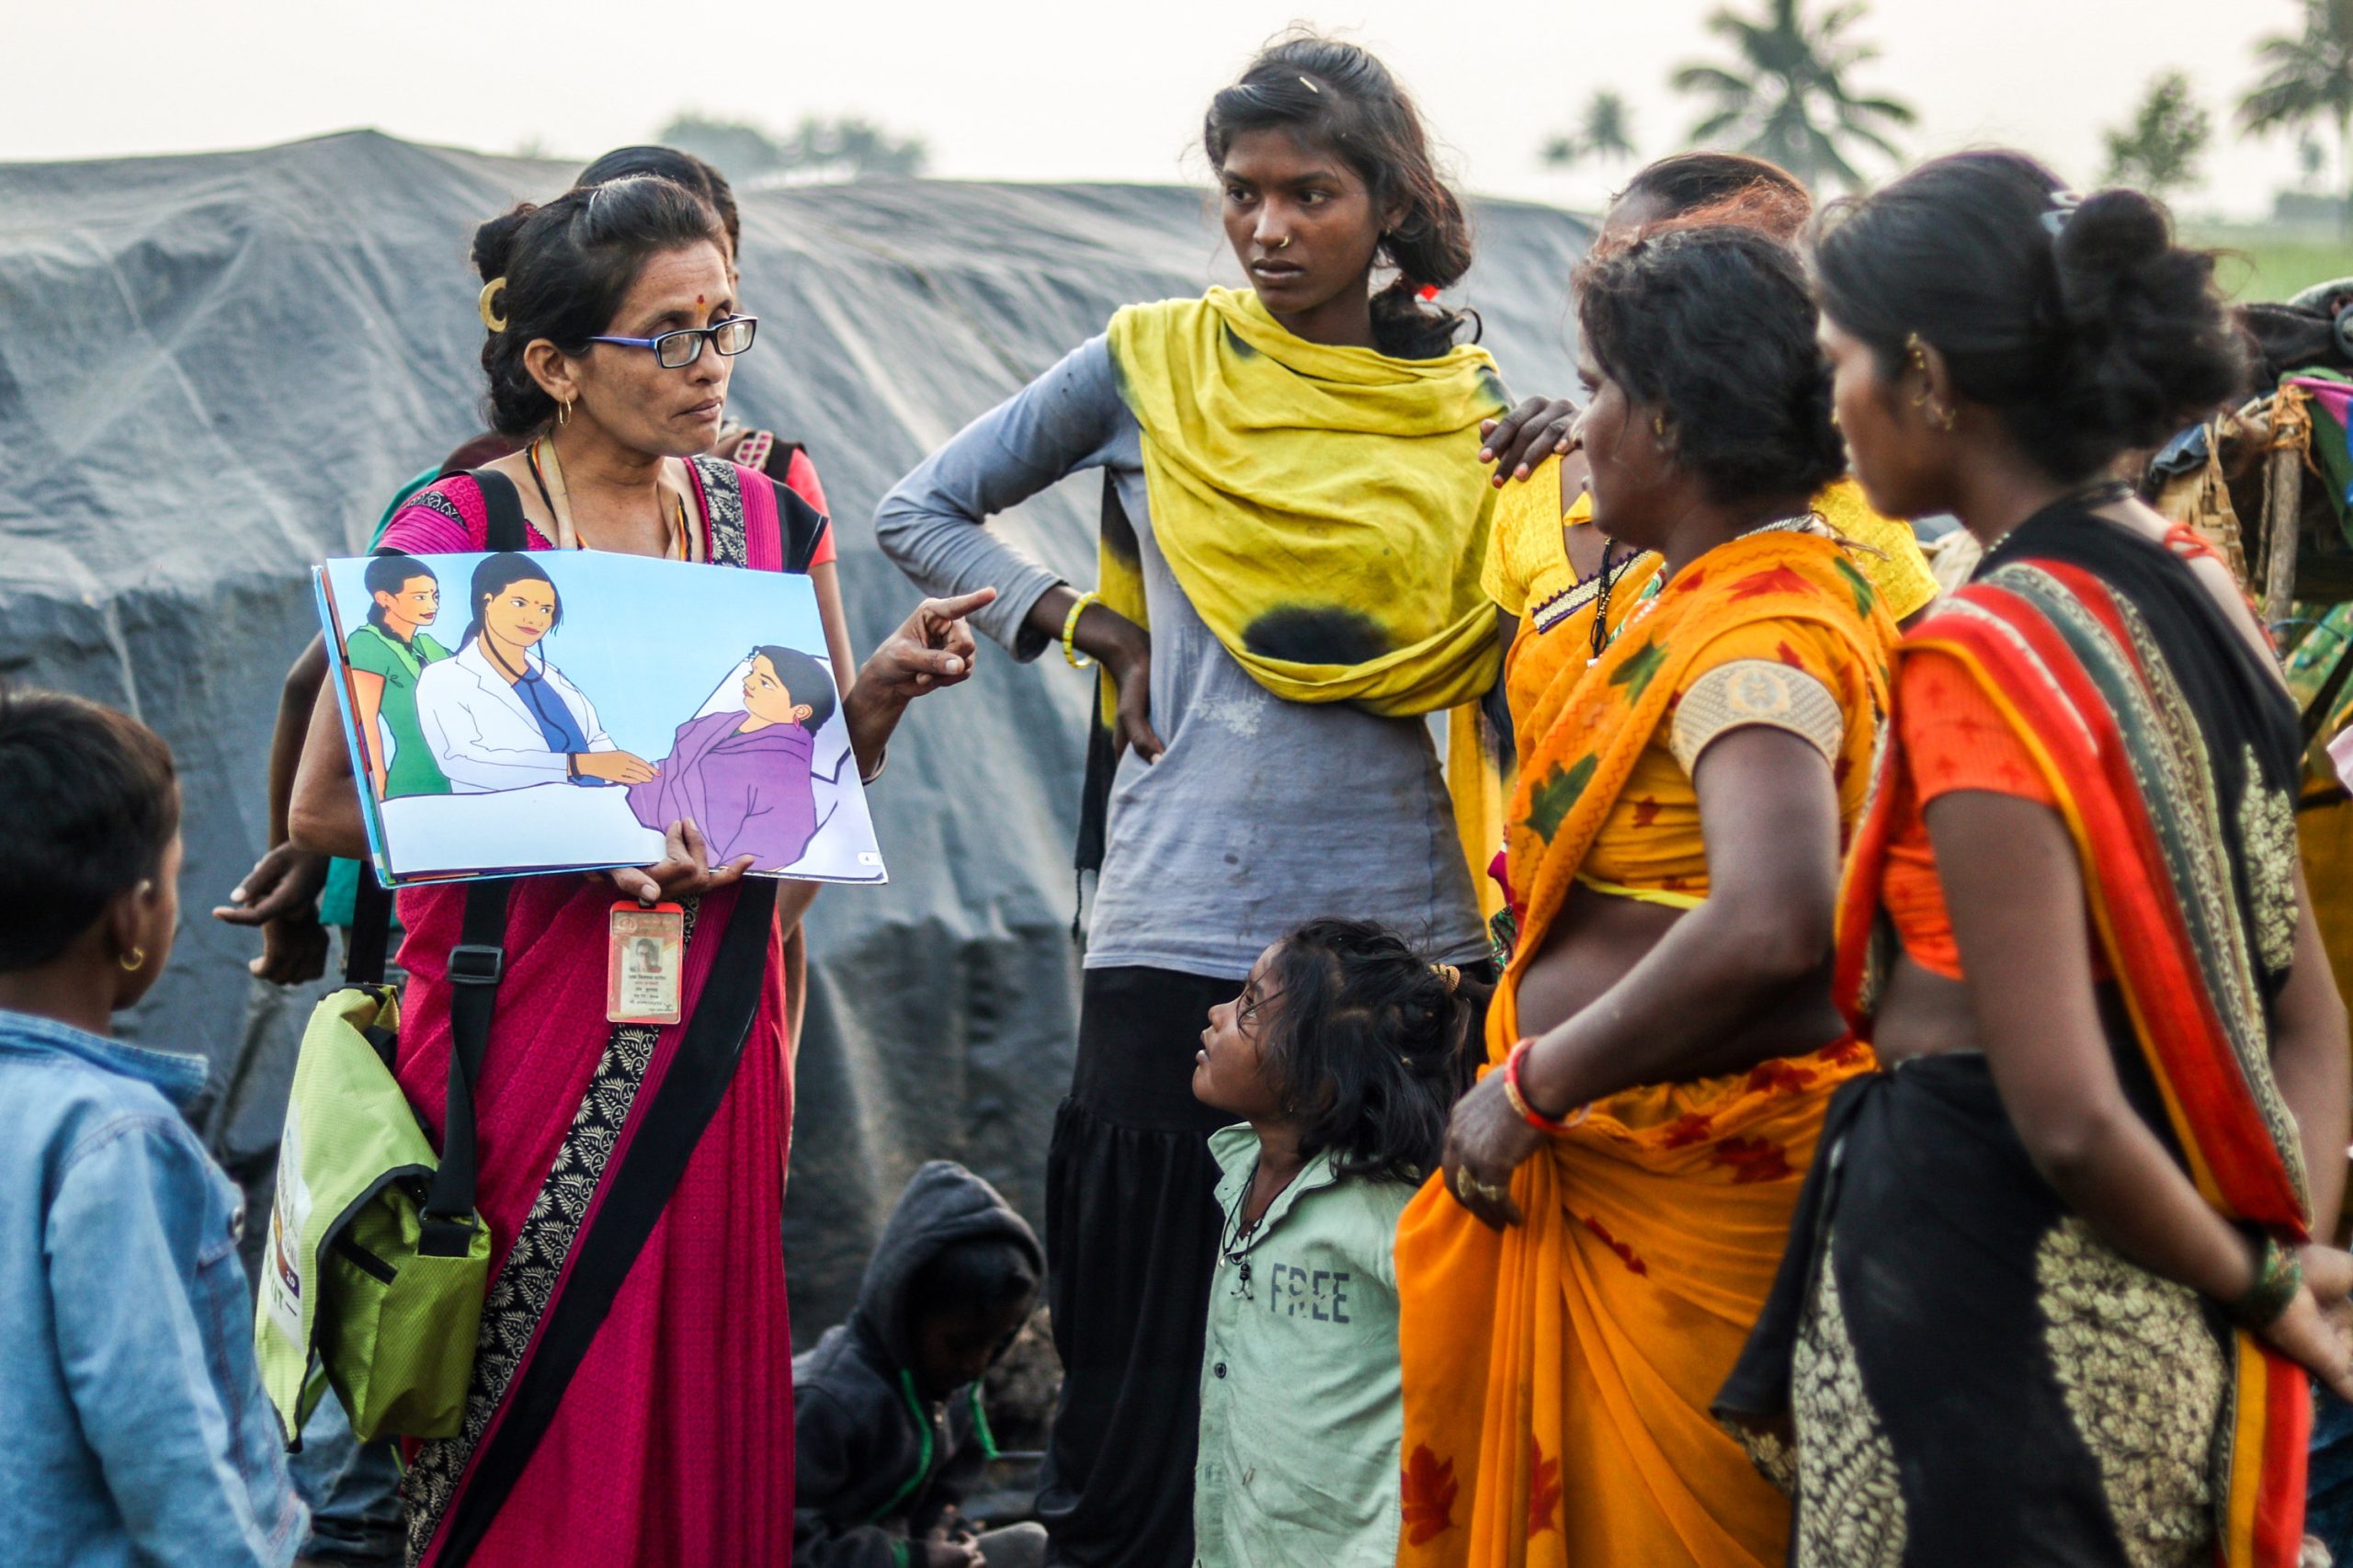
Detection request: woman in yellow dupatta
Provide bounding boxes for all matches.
[1392,225,1896,1568]
[873,38,1578,1568]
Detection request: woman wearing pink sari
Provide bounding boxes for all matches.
[290,174,987,1566]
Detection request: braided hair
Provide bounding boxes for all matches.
[1204,33,1476,359]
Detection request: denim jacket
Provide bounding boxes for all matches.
[0,1008,306,1566]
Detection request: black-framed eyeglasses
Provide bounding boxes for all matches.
[589,315,757,369]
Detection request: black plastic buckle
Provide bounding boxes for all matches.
[447,943,505,986]
[417,1214,479,1258]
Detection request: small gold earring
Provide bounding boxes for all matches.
[1653,413,1668,438]
[558,399,571,426]
[119,946,145,973]
[1935,404,1960,433]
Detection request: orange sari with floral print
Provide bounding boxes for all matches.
[1393,530,1894,1568]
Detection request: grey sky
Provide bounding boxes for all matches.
[0,0,2335,222]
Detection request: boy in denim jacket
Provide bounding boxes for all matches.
[0,686,306,1565]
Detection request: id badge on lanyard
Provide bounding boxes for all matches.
[608,901,686,1026]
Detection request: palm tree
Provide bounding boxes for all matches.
[1670,0,1916,190]
[2239,0,2353,237]
[1542,90,1638,169]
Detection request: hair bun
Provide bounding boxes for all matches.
[470,204,537,286]
[2042,186,2245,460]
[2052,188,2172,324]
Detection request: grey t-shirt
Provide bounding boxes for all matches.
[875,335,1485,980]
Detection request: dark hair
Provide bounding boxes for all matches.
[471,175,727,437]
[0,685,179,971]
[749,645,836,730]
[436,432,521,477]
[363,553,437,631]
[462,552,563,650]
[1812,150,2247,484]
[908,1237,1041,1327]
[1254,917,1489,1184]
[1576,224,1847,504]
[1204,34,1473,358]
[1618,152,1811,240]
[574,145,740,258]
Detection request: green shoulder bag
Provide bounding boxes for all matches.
[254,875,511,1446]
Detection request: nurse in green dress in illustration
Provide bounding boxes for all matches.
[346,552,454,800]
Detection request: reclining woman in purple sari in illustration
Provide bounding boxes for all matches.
[627,646,841,870]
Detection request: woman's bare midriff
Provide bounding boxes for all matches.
[1512,883,1849,1066]
[1868,954,1984,1064]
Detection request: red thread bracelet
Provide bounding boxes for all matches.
[1504,1039,1584,1132]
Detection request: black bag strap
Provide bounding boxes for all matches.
[435,880,779,1565]
[343,868,394,988]
[418,878,514,1256]
[469,468,529,551]
[344,465,527,995]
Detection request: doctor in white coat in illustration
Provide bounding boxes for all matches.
[413,552,658,794]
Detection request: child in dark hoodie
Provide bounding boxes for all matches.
[793,1162,1046,1568]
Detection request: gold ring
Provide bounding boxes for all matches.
[1454,1168,1506,1204]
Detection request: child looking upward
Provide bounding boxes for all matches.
[1189,917,1483,1568]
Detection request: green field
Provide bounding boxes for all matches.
[2184,225,2353,302]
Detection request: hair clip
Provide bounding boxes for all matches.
[478,277,509,333]
[1299,74,1322,94]
[2040,189,2082,238]
[1431,962,1461,993]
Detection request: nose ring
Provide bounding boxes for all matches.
[1272,234,1291,250]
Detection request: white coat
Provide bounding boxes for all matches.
[414,638,617,794]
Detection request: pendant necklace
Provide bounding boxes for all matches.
[1220,1160,1293,1302]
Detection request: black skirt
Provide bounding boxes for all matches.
[1716,1052,2235,1567]
[1034,966,1234,1568]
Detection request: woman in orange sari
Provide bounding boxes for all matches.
[1392,224,1897,1566]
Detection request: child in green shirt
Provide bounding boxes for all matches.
[1189,917,1487,1568]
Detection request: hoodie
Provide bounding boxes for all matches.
[792,1162,1043,1568]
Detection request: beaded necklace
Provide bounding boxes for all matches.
[1586,512,1824,666]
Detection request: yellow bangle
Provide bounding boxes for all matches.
[1062,590,1101,669]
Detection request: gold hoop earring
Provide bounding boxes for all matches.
[118,946,145,973]
[558,398,571,426]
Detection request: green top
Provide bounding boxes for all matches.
[1194,1124,1415,1568]
[346,622,453,801]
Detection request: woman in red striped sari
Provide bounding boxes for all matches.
[1718,150,2353,1568]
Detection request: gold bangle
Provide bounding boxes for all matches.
[1062,590,1101,669]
